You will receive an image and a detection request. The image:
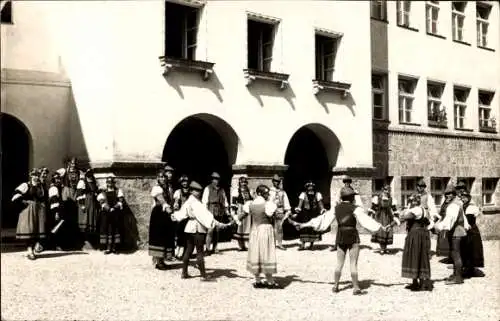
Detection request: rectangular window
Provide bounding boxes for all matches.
[401,177,419,208]
[397,1,411,27]
[452,2,466,41]
[453,87,469,129]
[315,34,338,82]
[248,19,275,72]
[427,82,445,126]
[431,177,449,206]
[457,177,474,193]
[372,179,386,196]
[476,3,491,47]
[478,91,495,129]
[426,1,440,35]
[371,0,387,21]
[482,178,498,205]
[165,2,199,60]
[1,0,12,24]
[372,74,387,120]
[398,77,417,124]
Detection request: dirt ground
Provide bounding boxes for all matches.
[1,234,499,321]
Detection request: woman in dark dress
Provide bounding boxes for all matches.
[13,168,47,260]
[460,191,484,278]
[173,175,191,260]
[77,169,100,248]
[231,176,253,251]
[400,194,432,291]
[370,185,398,254]
[293,182,325,251]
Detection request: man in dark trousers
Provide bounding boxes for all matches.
[202,172,229,255]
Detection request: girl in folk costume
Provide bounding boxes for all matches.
[435,192,453,261]
[269,174,291,251]
[399,194,433,291]
[293,181,325,251]
[162,165,177,261]
[34,167,50,253]
[172,181,232,281]
[76,169,100,247]
[60,166,82,250]
[460,191,485,278]
[202,172,230,255]
[293,187,387,295]
[173,175,191,260]
[148,169,174,270]
[13,169,48,260]
[237,185,281,289]
[97,176,125,254]
[370,184,399,254]
[47,170,67,250]
[231,175,253,251]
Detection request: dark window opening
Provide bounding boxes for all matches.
[247,19,275,72]
[315,35,337,81]
[165,2,199,60]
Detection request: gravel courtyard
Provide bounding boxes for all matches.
[1,234,499,321]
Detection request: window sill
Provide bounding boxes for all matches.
[244,69,290,90]
[0,22,14,25]
[479,127,498,134]
[454,127,474,132]
[312,79,351,97]
[482,205,500,215]
[159,56,215,81]
[428,120,448,129]
[426,32,446,40]
[371,17,388,24]
[397,24,419,32]
[453,39,471,46]
[399,122,421,127]
[478,45,495,52]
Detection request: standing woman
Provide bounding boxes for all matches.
[460,191,484,278]
[97,176,126,255]
[293,182,325,251]
[76,169,100,248]
[399,194,433,291]
[60,167,82,250]
[148,169,173,269]
[231,175,253,251]
[173,175,191,260]
[13,169,47,260]
[370,185,398,254]
[47,170,65,250]
[35,167,50,253]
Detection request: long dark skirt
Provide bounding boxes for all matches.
[99,209,121,245]
[371,208,394,245]
[402,225,431,279]
[461,224,484,268]
[78,194,99,233]
[296,209,321,243]
[148,206,173,257]
[436,230,450,257]
[16,201,47,241]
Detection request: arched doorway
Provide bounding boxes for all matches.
[162,113,239,195]
[284,123,341,210]
[1,113,32,229]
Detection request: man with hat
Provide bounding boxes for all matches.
[269,174,291,250]
[434,185,470,285]
[231,174,254,251]
[415,178,438,218]
[293,181,325,251]
[202,172,229,255]
[172,181,232,281]
[173,174,191,260]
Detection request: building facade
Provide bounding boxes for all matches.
[1,0,499,241]
[371,0,500,237]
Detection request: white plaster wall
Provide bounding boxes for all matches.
[43,0,373,169]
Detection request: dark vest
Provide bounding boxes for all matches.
[105,189,119,207]
[334,202,357,229]
[207,185,225,216]
[303,192,320,211]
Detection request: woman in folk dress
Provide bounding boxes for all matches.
[370,185,399,254]
[231,175,253,251]
[460,191,484,278]
[173,175,191,260]
[76,169,100,248]
[293,182,325,251]
[13,168,48,260]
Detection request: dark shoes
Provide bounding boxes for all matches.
[155,262,168,270]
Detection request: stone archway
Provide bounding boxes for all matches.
[283,123,341,210]
[162,113,239,193]
[1,113,32,229]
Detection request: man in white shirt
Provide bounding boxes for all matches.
[202,172,229,255]
[269,174,291,250]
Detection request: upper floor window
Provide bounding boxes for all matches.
[452,2,466,42]
[164,1,200,60]
[398,77,417,124]
[315,34,339,82]
[371,0,387,21]
[1,0,12,24]
[453,87,469,129]
[476,3,491,48]
[426,1,440,35]
[248,19,275,72]
[482,178,498,205]
[478,90,495,130]
[431,177,449,206]
[427,82,446,127]
[397,1,411,27]
[372,74,387,120]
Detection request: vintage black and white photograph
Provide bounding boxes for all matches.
[1,0,499,320]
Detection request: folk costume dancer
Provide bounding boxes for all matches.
[293,181,325,251]
[399,194,433,292]
[76,169,100,248]
[173,175,191,260]
[460,191,485,278]
[47,170,66,250]
[330,175,363,252]
[148,170,174,269]
[60,167,83,250]
[231,175,253,251]
[173,181,232,281]
[434,186,470,285]
[97,176,125,254]
[370,185,399,255]
[293,186,387,295]
[34,166,50,253]
[236,185,281,289]
[202,172,229,255]
[269,174,291,251]
[12,169,48,260]
[162,165,177,261]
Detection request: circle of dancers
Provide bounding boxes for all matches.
[11,159,485,293]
